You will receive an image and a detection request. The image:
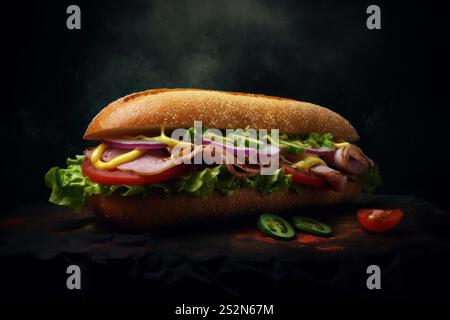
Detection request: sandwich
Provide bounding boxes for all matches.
[45,88,381,230]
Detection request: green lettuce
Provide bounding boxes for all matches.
[45,155,108,211]
[242,168,292,195]
[306,132,334,148]
[216,167,242,196]
[274,132,334,154]
[175,166,221,198]
[45,155,171,211]
[174,165,292,197]
[356,164,383,194]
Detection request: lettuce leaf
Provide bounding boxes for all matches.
[215,167,241,196]
[356,164,383,194]
[275,132,334,153]
[45,155,172,211]
[175,166,221,198]
[242,168,292,195]
[45,155,105,211]
[306,132,334,148]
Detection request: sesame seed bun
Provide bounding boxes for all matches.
[84,88,359,142]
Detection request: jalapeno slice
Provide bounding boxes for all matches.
[291,216,333,237]
[257,214,296,240]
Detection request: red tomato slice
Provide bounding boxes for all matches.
[81,159,190,185]
[357,209,404,232]
[283,166,326,188]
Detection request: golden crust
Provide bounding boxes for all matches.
[84,88,359,142]
[88,182,361,231]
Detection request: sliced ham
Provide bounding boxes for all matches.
[85,146,204,175]
[323,145,374,175]
[347,158,368,175]
[207,145,262,179]
[310,165,347,192]
[100,148,176,175]
[117,153,177,175]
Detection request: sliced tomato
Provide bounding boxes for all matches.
[283,166,326,188]
[357,209,404,232]
[81,159,190,185]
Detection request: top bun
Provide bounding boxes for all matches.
[84,88,359,142]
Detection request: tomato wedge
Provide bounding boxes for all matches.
[357,209,404,232]
[283,166,326,187]
[81,159,190,185]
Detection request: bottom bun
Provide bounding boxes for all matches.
[88,182,361,231]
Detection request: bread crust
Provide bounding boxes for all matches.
[88,182,361,231]
[84,88,359,142]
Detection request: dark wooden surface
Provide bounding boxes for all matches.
[1,194,449,300]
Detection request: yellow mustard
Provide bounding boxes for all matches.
[90,143,147,170]
[292,156,326,170]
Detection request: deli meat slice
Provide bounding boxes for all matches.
[87,146,205,175]
[310,165,347,192]
[116,150,179,175]
[91,147,178,175]
[322,145,374,175]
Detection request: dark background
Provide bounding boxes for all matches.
[4,0,450,211]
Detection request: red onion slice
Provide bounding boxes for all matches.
[103,139,167,149]
[305,147,335,156]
